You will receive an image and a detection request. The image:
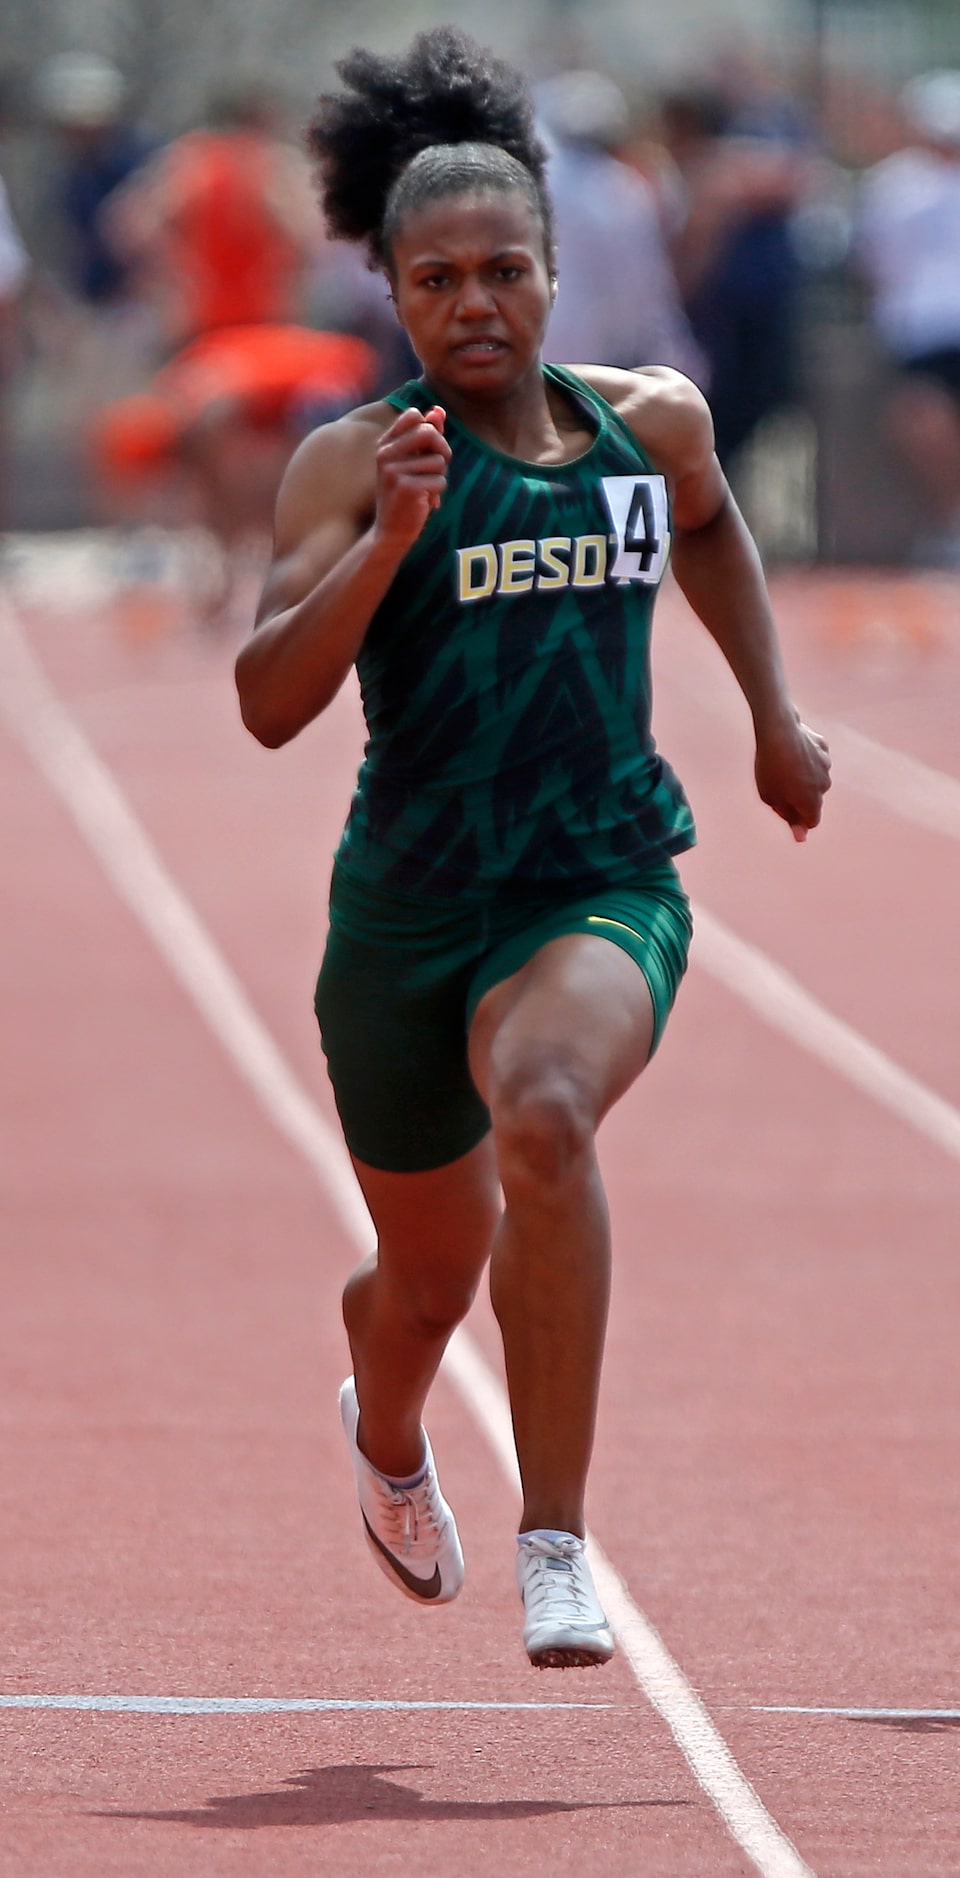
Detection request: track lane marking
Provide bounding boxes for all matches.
[0,596,374,1252]
[444,1330,813,1876]
[0,1697,609,1714]
[692,909,960,1162]
[659,641,960,846]
[813,718,960,843]
[0,594,826,1876]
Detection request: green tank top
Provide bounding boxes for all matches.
[336,364,695,901]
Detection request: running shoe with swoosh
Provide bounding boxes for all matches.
[516,1531,615,1668]
[339,1377,464,1604]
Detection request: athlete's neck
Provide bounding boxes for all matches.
[423,363,595,466]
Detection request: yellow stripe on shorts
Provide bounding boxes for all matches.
[586,916,645,942]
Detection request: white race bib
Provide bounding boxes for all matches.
[600,475,670,585]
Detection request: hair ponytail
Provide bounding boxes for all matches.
[307,27,551,263]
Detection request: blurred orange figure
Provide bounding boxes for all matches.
[92,322,377,623]
[107,88,319,347]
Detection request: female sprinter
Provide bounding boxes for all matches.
[235,29,831,1669]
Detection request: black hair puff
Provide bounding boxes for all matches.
[307,27,548,256]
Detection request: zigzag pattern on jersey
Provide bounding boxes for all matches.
[343,370,695,898]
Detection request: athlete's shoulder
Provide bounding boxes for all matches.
[274,398,396,528]
[288,397,396,472]
[566,364,714,481]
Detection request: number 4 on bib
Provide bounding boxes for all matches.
[600,476,670,585]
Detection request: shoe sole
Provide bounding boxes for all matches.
[528,1643,614,1669]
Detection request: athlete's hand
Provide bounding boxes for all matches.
[373,405,450,549]
[754,715,832,841]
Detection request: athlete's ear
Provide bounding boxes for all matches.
[549,272,558,305]
[385,271,406,330]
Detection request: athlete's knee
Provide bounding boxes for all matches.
[346,1276,474,1342]
[345,1253,476,1343]
[342,1253,377,1332]
[491,1056,595,1194]
[398,1271,479,1340]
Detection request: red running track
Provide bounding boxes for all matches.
[1,545,959,1876]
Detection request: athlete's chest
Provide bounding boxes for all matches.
[438,443,672,605]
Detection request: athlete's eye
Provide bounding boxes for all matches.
[495,265,524,282]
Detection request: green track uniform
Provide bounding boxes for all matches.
[315,366,696,1170]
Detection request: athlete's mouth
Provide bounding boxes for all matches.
[452,338,508,358]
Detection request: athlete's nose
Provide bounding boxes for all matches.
[455,272,497,318]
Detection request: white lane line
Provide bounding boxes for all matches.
[0,1697,607,1714]
[444,1327,816,1875]
[659,640,960,844]
[0,604,822,1878]
[0,595,375,1255]
[692,909,960,1164]
[581,1555,811,1877]
[0,600,816,1876]
[817,719,960,843]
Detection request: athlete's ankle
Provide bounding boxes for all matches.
[356,1412,426,1482]
[519,1506,586,1540]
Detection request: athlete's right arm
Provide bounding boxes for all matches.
[235,402,449,747]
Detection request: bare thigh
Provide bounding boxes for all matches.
[468,931,656,1126]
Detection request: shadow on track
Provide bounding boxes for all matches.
[849,1716,960,1736]
[93,1761,693,1827]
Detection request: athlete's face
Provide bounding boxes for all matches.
[388,190,556,396]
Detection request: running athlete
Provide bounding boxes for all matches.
[235,30,831,1669]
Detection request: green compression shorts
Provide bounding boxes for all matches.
[314,861,693,1174]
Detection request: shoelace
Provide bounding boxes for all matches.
[371,1472,444,1559]
[521,1548,597,1623]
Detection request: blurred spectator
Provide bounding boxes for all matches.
[535,70,704,382]
[106,86,318,351]
[0,167,29,524]
[93,323,375,520]
[855,71,960,565]
[36,52,152,306]
[86,89,383,621]
[0,167,27,350]
[660,79,811,469]
[91,322,376,622]
[306,235,416,396]
[711,41,811,151]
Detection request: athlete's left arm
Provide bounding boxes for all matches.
[608,366,831,841]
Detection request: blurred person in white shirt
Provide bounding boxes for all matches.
[659,81,811,472]
[0,170,28,524]
[535,71,705,383]
[856,71,960,562]
[0,171,27,316]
